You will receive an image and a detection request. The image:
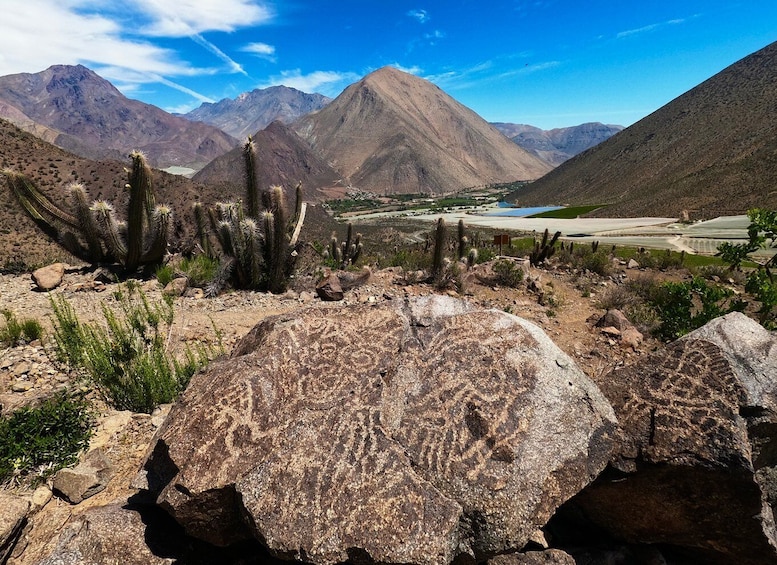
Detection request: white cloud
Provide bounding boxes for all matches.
[134,0,273,36]
[259,69,360,96]
[241,42,277,62]
[0,0,272,106]
[0,0,190,76]
[407,9,430,23]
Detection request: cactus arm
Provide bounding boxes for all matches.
[69,183,104,262]
[289,202,306,247]
[125,152,154,271]
[141,205,172,265]
[92,201,128,263]
[6,171,79,229]
[244,137,260,218]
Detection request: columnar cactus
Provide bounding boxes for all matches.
[208,138,306,293]
[529,228,561,266]
[328,222,363,269]
[431,217,447,282]
[4,151,171,273]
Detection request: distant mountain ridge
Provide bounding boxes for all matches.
[492,122,623,167]
[0,65,238,170]
[293,66,551,195]
[184,86,331,141]
[510,40,777,218]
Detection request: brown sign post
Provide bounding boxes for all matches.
[493,234,510,255]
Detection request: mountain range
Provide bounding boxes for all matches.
[511,40,777,218]
[0,65,238,171]
[184,86,331,142]
[492,122,624,167]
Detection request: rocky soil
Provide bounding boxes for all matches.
[0,259,658,564]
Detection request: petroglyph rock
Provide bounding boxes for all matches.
[568,312,777,565]
[136,295,616,564]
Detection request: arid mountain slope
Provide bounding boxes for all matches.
[492,122,623,167]
[294,66,551,195]
[0,65,239,171]
[0,119,236,266]
[185,86,330,141]
[511,41,777,218]
[193,121,341,203]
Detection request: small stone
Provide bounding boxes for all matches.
[627,258,640,269]
[163,277,188,297]
[600,326,621,337]
[12,363,31,376]
[52,448,113,504]
[11,381,32,393]
[31,263,65,291]
[30,485,52,511]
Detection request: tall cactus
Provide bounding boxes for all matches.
[328,222,363,269]
[431,217,447,282]
[209,138,306,293]
[4,151,171,272]
[529,228,561,267]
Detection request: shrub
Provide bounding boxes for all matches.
[717,208,777,329]
[0,310,43,346]
[50,285,221,413]
[649,276,745,340]
[155,264,175,287]
[0,392,93,485]
[492,259,524,288]
[179,254,219,288]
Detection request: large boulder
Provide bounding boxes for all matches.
[135,295,616,564]
[559,312,777,564]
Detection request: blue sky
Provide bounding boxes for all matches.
[1,1,776,129]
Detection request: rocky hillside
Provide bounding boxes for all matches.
[294,66,552,195]
[193,121,341,204]
[492,122,623,167]
[184,85,331,141]
[510,40,777,218]
[0,65,239,171]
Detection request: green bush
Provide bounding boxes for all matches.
[649,276,745,341]
[492,259,524,288]
[179,254,219,288]
[0,392,93,485]
[717,208,777,329]
[50,285,221,413]
[155,263,175,287]
[1,310,43,346]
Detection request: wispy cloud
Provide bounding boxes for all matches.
[259,69,360,96]
[424,58,558,90]
[189,33,247,75]
[616,17,689,39]
[96,66,216,103]
[407,9,430,23]
[241,42,277,62]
